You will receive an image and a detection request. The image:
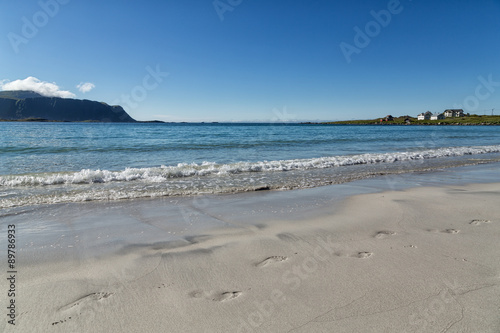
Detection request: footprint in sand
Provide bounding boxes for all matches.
[53,292,113,326]
[428,228,460,234]
[470,219,491,226]
[374,231,397,239]
[58,292,113,312]
[212,291,242,302]
[355,252,373,259]
[190,290,242,302]
[335,251,373,259]
[255,256,288,268]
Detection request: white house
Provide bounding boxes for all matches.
[444,109,464,118]
[417,111,432,120]
[430,113,445,120]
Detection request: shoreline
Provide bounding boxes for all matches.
[2,163,500,332]
[2,118,500,125]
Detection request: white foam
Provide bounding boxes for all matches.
[1,145,500,188]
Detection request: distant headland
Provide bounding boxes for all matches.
[0,90,137,122]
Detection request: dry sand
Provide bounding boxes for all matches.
[2,181,500,332]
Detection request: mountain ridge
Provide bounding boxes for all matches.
[0,90,136,122]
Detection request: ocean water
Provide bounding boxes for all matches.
[1,122,500,208]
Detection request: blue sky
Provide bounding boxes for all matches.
[1,0,500,121]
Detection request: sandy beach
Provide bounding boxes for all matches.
[3,1,500,332]
[2,172,500,332]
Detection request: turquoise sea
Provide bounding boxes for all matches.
[1,122,500,208]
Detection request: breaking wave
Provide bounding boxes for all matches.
[2,145,500,188]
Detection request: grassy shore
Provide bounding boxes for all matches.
[313,115,500,125]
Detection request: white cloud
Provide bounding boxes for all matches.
[0,77,76,98]
[77,82,95,93]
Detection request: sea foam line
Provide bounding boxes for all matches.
[1,145,500,187]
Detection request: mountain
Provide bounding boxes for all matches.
[0,90,45,99]
[0,90,136,122]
